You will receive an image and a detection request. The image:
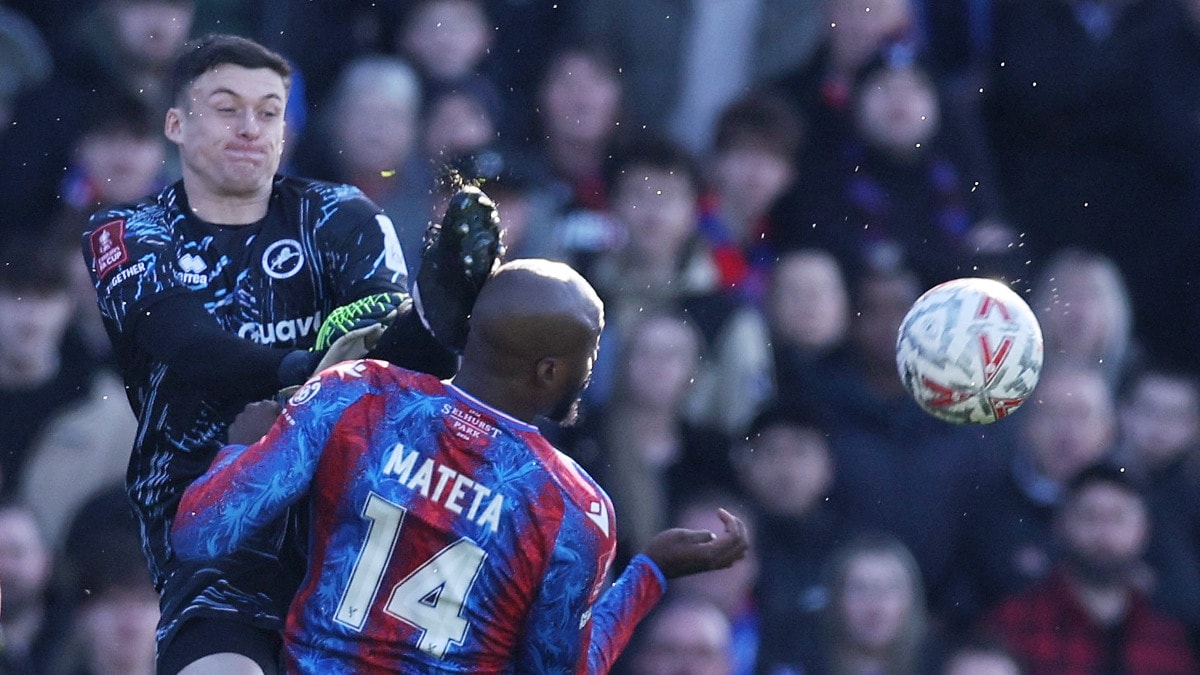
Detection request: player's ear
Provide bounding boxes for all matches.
[164,107,185,144]
[535,357,558,389]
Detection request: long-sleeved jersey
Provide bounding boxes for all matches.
[82,176,409,645]
[173,360,665,673]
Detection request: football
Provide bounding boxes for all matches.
[896,277,1043,424]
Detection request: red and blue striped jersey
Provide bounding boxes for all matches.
[173,359,665,673]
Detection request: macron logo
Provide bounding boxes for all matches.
[586,501,609,537]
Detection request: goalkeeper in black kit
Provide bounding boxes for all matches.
[80,34,502,675]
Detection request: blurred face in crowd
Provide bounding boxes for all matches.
[1120,373,1200,469]
[613,165,698,270]
[856,66,940,159]
[737,424,833,517]
[108,0,195,68]
[0,507,51,621]
[76,586,160,675]
[839,551,915,654]
[769,250,850,349]
[1036,258,1129,362]
[0,285,72,381]
[335,88,419,176]
[633,601,733,675]
[1058,481,1149,587]
[424,90,495,160]
[621,315,700,411]
[1022,368,1115,483]
[852,271,921,373]
[166,64,287,201]
[77,130,165,206]
[401,0,491,81]
[540,51,622,149]
[710,142,794,226]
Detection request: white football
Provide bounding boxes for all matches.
[896,277,1043,424]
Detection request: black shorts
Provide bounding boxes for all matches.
[157,617,283,675]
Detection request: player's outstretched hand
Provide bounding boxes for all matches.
[414,185,504,354]
[314,292,408,351]
[229,400,282,445]
[642,508,750,579]
[316,323,386,373]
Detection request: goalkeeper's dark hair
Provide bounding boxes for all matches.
[0,232,71,294]
[169,33,292,107]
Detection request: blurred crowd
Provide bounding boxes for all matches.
[2,0,1200,673]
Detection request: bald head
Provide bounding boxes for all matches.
[470,259,603,359]
[457,259,604,423]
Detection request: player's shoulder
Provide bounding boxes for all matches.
[275,174,377,211]
[82,187,178,262]
[320,358,445,396]
[527,435,610,512]
[85,185,176,236]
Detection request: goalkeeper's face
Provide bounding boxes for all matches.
[166,64,287,201]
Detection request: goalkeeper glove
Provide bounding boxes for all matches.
[313,292,408,351]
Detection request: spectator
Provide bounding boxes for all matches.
[555,312,737,566]
[586,134,756,433]
[520,43,627,269]
[669,494,761,675]
[292,55,435,277]
[395,0,493,100]
[699,90,805,303]
[49,490,157,675]
[1117,366,1200,634]
[60,91,167,215]
[1029,248,1140,390]
[733,404,860,673]
[986,463,1198,674]
[626,597,735,675]
[0,498,69,673]
[0,237,134,525]
[772,55,1017,292]
[766,249,852,413]
[771,0,917,167]
[0,0,195,231]
[573,0,825,154]
[813,533,943,674]
[952,365,1118,628]
[422,75,501,165]
[256,0,396,110]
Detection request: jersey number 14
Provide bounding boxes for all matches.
[335,492,488,658]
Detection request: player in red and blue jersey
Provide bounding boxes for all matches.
[173,259,749,673]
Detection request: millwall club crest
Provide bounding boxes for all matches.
[262,239,305,279]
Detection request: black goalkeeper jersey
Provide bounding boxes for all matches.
[82,175,410,645]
